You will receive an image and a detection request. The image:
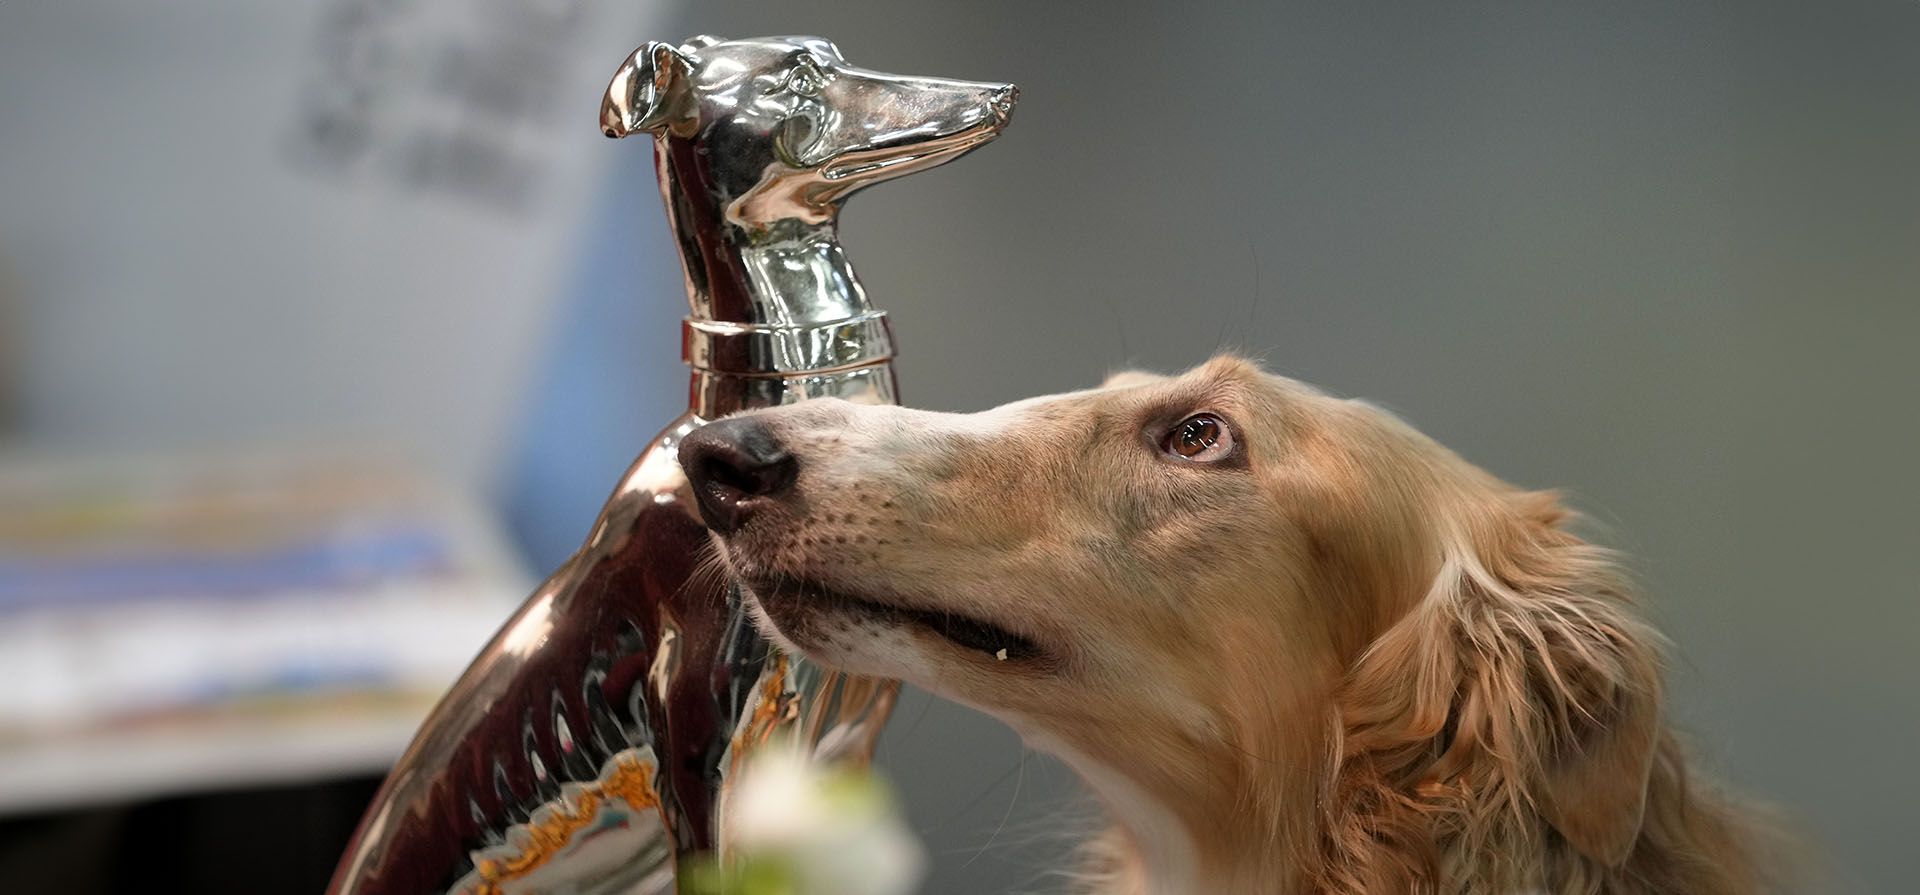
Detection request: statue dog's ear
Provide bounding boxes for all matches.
[601,41,694,138]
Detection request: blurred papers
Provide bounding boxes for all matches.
[0,448,530,813]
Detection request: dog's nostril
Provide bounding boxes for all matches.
[702,455,755,495]
[701,450,795,498]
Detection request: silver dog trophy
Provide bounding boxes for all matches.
[327,35,1015,895]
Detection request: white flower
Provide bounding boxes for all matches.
[724,749,924,895]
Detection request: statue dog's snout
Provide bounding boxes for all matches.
[989,84,1019,122]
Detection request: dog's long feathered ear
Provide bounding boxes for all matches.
[1342,492,1662,871]
[601,41,693,138]
[1532,594,1663,867]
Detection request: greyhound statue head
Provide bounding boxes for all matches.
[603,35,1014,223]
[600,36,1016,348]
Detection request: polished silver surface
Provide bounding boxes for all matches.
[604,34,1015,373]
[691,366,899,421]
[682,312,895,378]
[327,34,1013,895]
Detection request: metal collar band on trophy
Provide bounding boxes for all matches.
[327,34,1017,895]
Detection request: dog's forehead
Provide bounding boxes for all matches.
[681,36,844,99]
[694,35,841,65]
[1111,356,1281,405]
[969,361,1258,430]
[1196,359,1337,411]
[780,35,844,59]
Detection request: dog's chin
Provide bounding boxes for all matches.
[738,574,1047,677]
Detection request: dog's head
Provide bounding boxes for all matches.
[602,35,1015,224]
[681,356,1664,884]
[681,357,1402,710]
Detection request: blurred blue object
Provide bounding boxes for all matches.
[0,525,451,611]
[498,144,686,573]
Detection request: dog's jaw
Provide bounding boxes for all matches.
[738,582,930,687]
[729,568,1052,689]
[740,571,1228,895]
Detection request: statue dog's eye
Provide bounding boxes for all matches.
[1160,413,1234,462]
[786,60,825,97]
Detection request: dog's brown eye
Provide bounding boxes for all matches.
[1162,413,1233,461]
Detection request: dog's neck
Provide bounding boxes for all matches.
[1034,721,1329,895]
[653,137,874,328]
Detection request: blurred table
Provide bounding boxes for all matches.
[0,448,529,816]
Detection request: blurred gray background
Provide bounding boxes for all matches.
[4,1,1917,893]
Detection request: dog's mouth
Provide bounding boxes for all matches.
[747,574,1046,664]
[820,126,1002,182]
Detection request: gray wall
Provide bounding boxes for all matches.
[680,2,1918,892]
[0,2,664,490]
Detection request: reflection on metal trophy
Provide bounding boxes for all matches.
[326,35,1016,895]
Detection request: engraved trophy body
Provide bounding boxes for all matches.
[327,35,1015,895]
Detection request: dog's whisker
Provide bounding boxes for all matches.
[678,540,734,608]
[954,747,1028,870]
[923,750,1031,836]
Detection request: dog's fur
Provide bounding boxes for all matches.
[695,356,1778,893]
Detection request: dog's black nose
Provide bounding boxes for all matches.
[679,416,798,534]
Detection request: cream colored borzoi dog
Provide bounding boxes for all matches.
[679,356,1778,894]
